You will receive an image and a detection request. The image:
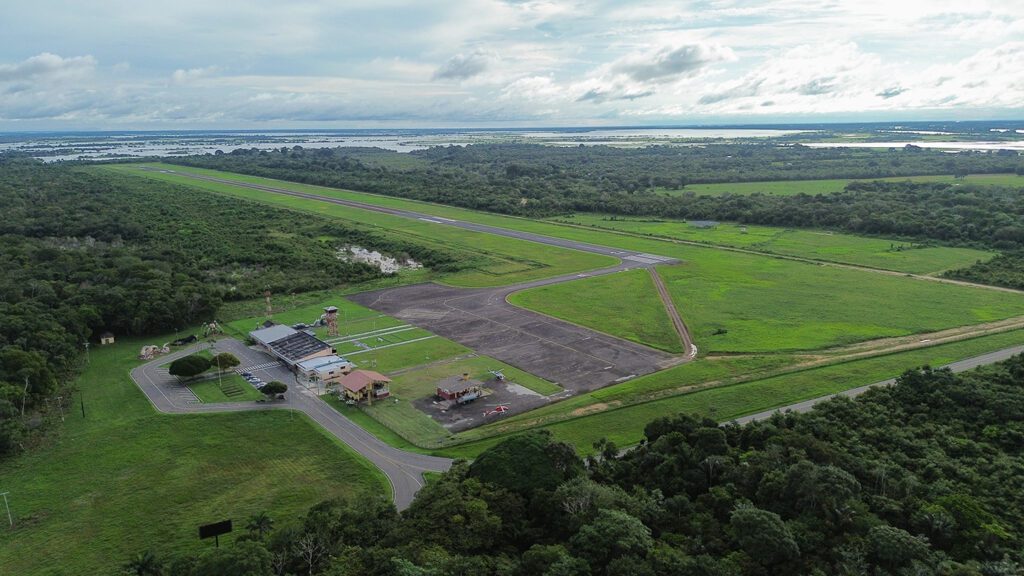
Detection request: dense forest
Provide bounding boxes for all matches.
[169,145,1024,248]
[133,357,1024,575]
[172,142,1019,219]
[0,159,455,456]
[945,252,1024,290]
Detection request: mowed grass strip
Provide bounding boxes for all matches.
[507,269,684,353]
[556,215,995,275]
[0,337,388,576]
[453,354,797,443]
[657,257,1024,353]
[669,173,1024,196]
[439,329,1024,458]
[104,164,617,288]
[113,165,1024,355]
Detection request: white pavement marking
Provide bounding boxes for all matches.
[346,335,437,355]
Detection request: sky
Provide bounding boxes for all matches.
[1,0,1023,129]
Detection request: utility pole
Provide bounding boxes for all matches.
[1,492,11,528]
[83,342,90,365]
[80,389,86,418]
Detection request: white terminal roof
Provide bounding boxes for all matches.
[250,324,298,346]
[296,355,352,373]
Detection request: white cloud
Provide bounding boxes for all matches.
[1,1,1023,127]
[433,50,493,80]
[0,52,96,83]
[171,66,218,84]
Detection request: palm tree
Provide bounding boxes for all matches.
[247,510,274,539]
[122,550,162,576]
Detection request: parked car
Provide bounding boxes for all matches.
[241,372,252,378]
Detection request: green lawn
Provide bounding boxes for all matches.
[439,329,1024,458]
[0,337,388,576]
[344,331,471,374]
[669,173,1024,196]
[113,164,1024,355]
[224,291,473,375]
[507,269,684,353]
[391,356,561,397]
[553,215,995,275]
[657,257,1024,353]
[187,373,264,402]
[451,354,797,444]
[104,164,617,288]
[224,297,405,342]
[118,164,1024,358]
[322,356,562,448]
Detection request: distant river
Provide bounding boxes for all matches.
[0,127,809,162]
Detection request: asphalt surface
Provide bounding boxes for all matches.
[731,344,1024,425]
[130,342,452,510]
[350,269,683,405]
[143,167,678,265]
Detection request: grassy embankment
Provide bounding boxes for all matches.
[0,336,388,576]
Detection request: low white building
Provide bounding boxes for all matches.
[296,355,354,387]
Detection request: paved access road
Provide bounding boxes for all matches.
[731,344,1024,425]
[130,344,452,510]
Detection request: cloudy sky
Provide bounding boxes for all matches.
[1,0,1023,129]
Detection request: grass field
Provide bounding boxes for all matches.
[187,373,264,402]
[334,355,561,447]
[344,334,470,374]
[114,164,1024,358]
[657,258,1024,353]
[666,173,1024,196]
[112,163,997,277]
[103,164,616,288]
[507,269,683,353]
[438,329,1024,457]
[224,297,405,342]
[0,337,388,576]
[555,215,995,274]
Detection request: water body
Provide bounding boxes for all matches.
[0,127,807,162]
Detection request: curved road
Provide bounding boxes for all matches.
[731,344,1024,425]
[130,345,452,510]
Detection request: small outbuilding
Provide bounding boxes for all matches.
[436,375,484,404]
[338,370,391,403]
[99,332,115,345]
